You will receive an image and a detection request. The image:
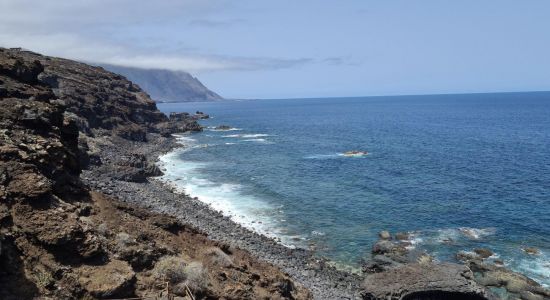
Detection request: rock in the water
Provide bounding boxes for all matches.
[361,263,496,300]
[77,260,136,298]
[522,247,540,255]
[474,248,494,259]
[195,111,209,119]
[395,232,409,241]
[476,269,542,294]
[378,231,392,240]
[215,125,232,130]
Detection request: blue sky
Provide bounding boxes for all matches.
[1,0,549,99]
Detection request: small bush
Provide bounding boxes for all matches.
[204,247,233,267]
[34,269,54,289]
[153,256,187,283]
[177,261,208,296]
[97,223,109,236]
[115,232,135,248]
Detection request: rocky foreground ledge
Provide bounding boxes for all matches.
[1,48,548,300]
[361,231,549,300]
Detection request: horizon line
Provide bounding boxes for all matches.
[157,90,550,103]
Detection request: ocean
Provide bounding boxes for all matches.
[157,92,550,286]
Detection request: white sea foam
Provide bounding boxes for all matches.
[241,133,270,138]
[157,144,302,248]
[434,228,462,243]
[305,152,369,159]
[458,227,496,240]
[405,233,423,250]
[513,250,550,287]
[222,133,270,138]
[242,138,268,143]
[172,134,197,145]
[206,126,242,132]
[304,153,341,159]
[337,152,369,158]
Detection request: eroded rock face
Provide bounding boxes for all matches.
[0,48,94,299]
[361,263,496,300]
[94,152,163,183]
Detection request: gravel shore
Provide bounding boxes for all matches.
[82,133,363,300]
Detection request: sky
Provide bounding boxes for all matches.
[1,0,549,99]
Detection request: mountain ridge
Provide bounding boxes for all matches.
[99,64,223,103]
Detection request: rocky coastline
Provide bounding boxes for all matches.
[81,132,363,300]
[1,47,549,300]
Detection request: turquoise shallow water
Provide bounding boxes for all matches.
[158,92,550,285]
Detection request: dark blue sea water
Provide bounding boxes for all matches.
[157,92,550,285]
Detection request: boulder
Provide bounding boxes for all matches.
[378,231,391,240]
[5,166,52,199]
[474,248,494,259]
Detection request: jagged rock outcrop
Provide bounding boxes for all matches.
[4,48,201,143]
[361,233,497,299]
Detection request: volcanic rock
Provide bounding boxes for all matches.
[361,263,496,300]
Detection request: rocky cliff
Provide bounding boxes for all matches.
[0,48,310,300]
[101,64,223,103]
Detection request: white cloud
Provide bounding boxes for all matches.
[0,0,310,72]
